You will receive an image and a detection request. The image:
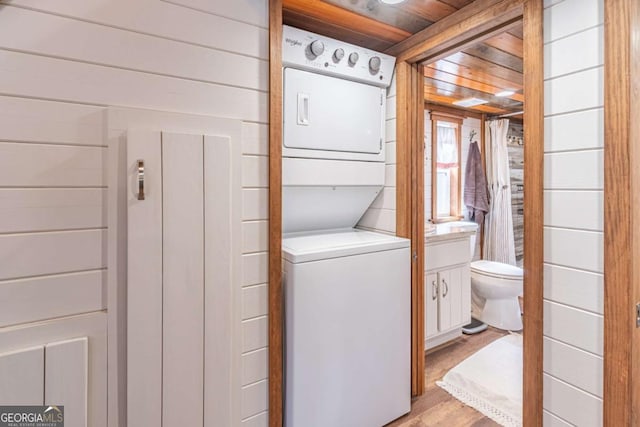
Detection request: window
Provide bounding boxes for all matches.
[430,113,463,222]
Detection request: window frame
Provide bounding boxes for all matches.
[430,111,464,223]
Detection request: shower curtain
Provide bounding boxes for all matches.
[483,119,516,265]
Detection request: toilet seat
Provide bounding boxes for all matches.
[471,260,523,280]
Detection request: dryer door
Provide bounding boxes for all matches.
[283,68,385,162]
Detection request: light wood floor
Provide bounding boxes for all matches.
[387,327,509,427]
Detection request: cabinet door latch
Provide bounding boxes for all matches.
[636,303,640,328]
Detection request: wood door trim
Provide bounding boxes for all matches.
[386,0,524,63]
[394,1,544,423]
[268,1,283,426]
[521,0,543,424]
[603,0,640,424]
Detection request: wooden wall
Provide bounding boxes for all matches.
[542,0,604,424]
[507,122,524,267]
[0,0,269,425]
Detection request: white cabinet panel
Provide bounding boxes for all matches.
[162,133,204,427]
[425,237,473,349]
[45,338,88,427]
[0,346,44,405]
[126,129,240,426]
[203,135,236,427]
[425,273,439,338]
[126,131,163,427]
[438,270,452,332]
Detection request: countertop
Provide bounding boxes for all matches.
[425,221,478,243]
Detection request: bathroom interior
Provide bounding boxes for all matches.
[279,2,528,423]
[413,26,526,425]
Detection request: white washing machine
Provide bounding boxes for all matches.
[282,26,411,426]
[283,230,410,427]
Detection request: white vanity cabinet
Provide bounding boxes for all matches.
[424,235,472,350]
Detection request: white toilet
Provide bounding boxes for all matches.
[470,259,523,331]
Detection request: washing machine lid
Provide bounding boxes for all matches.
[471,260,523,279]
[282,229,410,263]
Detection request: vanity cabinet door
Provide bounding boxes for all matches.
[438,270,452,332]
[447,267,463,327]
[425,273,439,338]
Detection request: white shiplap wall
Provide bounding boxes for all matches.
[0,0,269,425]
[358,73,397,234]
[543,0,604,425]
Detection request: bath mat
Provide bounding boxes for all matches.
[437,334,522,427]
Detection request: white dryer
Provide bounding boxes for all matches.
[282,26,410,427]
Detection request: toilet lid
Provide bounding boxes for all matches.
[471,260,523,279]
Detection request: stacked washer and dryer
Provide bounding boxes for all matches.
[281,26,411,426]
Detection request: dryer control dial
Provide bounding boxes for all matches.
[348,52,359,66]
[369,56,382,73]
[333,48,345,62]
[309,40,325,57]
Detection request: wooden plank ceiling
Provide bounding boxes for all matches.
[282,0,524,118]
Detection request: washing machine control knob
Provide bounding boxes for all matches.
[333,48,345,62]
[369,56,382,73]
[348,52,359,65]
[309,40,325,57]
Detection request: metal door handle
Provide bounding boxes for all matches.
[137,160,145,200]
[432,280,438,300]
[442,278,449,298]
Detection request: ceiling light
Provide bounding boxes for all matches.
[380,0,407,4]
[453,98,489,108]
[495,90,516,97]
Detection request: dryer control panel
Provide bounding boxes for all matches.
[282,25,396,88]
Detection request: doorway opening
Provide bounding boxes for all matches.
[392,23,527,425]
[388,1,543,425]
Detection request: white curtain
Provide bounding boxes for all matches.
[483,119,516,265]
[436,125,458,168]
